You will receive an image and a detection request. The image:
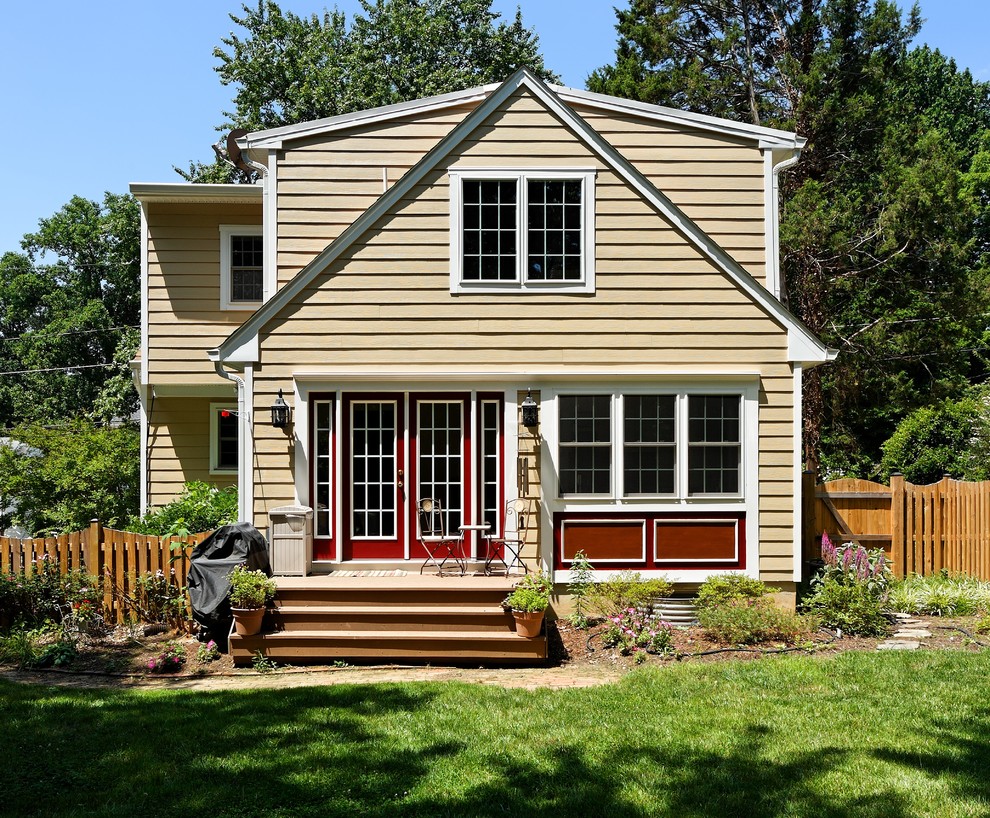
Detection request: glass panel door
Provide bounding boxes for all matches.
[342,396,404,560]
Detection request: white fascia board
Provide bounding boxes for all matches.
[129,183,263,203]
[789,332,838,366]
[139,201,149,386]
[553,85,806,149]
[240,84,500,149]
[150,383,236,398]
[217,333,259,364]
[289,368,765,384]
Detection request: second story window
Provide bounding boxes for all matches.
[450,170,595,294]
[220,225,264,310]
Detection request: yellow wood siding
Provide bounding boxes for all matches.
[147,396,237,508]
[572,103,767,284]
[249,88,797,580]
[146,202,262,384]
[276,104,479,288]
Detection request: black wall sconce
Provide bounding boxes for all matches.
[271,389,291,429]
[521,389,539,427]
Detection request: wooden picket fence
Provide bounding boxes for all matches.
[0,520,210,623]
[804,473,990,580]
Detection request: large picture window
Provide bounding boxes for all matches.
[556,392,744,499]
[450,170,595,293]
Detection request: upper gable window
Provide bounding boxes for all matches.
[450,169,596,294]
[219,225,264,311]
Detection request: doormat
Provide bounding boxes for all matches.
[329,569,409,577]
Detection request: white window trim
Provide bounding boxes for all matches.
[449,168,596,294]
[544,386,753,503]
[209,402,239,474]
[219,224,264,311]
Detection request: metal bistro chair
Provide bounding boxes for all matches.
[482,498,529,576]
[417,498,466,576]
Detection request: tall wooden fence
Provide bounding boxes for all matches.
[804,473,990,580]
[0,520,210,623]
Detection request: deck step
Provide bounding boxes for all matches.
[230,628,546,665]
[272,604,516,633]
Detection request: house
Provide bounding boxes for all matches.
[130,68,833,609]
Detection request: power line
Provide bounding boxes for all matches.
[0,324,139,346]
[0,362,123,377]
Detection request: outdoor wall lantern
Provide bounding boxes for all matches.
[271,389,291,429]
[521,389,539,428]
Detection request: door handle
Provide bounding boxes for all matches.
[397,469,404,490]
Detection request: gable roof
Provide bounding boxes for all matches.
[216,68,832,366]
[239,78,804,152]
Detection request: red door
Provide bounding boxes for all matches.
[341,395,405,560]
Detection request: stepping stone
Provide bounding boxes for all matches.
[894,629,932,638]
[878,640,920,650]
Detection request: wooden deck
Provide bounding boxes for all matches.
[228,572,548,666]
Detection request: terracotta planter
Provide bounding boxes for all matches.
[231,606,266,636]
[512,610,545,638]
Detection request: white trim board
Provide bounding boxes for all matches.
[215,68,831,366]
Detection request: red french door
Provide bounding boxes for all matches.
[310,391,503,563]
[409,395,471,559]
[341,395,405,560]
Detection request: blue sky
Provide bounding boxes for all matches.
[1,0,987,255]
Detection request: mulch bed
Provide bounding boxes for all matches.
[3,615,988,681]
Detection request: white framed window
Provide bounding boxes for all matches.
[554,390,745,500]
[449,169,596,294]
[209,403,239,474]
[219,225,264,310]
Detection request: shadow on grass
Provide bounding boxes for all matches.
[3,668,989,818]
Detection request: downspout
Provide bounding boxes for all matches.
[209,351,250,523]
[769,148,801,302]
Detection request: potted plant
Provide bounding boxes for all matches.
[228,565,278,636]
[502,572,553,637]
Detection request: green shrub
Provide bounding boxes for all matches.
[802,534,892,636]
[887,572,990,616]
[0,557,98,631]
[695,574,770,610]
[698,598,814,645]
[129,481,237,537]
[587,570,672,619]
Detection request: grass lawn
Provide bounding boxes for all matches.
[3,650,989,817]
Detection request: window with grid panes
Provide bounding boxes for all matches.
[214,407,238,471]
[230,235,264,303]
[687,395,741,495]
[623,394,676,495]
[462,180,517,281]
[527,180,582,281]
[558,395,611,495]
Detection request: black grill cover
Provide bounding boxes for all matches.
[186,522,272,648]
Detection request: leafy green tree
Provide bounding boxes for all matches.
[0,193,141,426]
[182,0,558,180]
[877,395,989,484]
[592,1,990,476]
[0,421,139,535]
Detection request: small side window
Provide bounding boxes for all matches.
[220,225,263,310]
[210,403,239,473]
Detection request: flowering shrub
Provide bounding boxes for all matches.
[196,640,220,663]
[0,556,98,631]
[602,608,674,656]
[148,640,186,673]
[802,533,891,635]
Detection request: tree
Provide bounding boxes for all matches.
[591,1,990,477]
[181,0,558,181]
[0,421,140,535]
[0,193,141,425]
